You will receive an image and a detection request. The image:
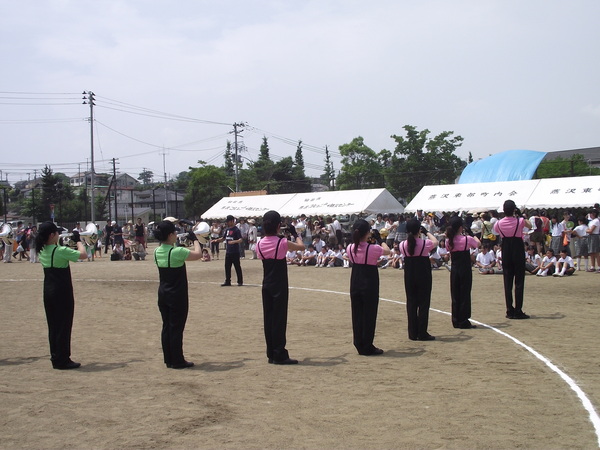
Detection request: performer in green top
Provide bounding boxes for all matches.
[153,220,202,369]
[35,221,88,370]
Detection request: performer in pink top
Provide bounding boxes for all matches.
[446,216,480,329]
[493,200,532,319]
[399,219,438,341]
[346,219,390,355]
[256,210,305,365]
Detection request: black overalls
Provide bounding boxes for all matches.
[450,236,473,328]
[43,246,75,367]
[403,240,432,340]
[258,238,290,362]
[156,248,189,367]
[499,218,525,316]
[348,244,380,355]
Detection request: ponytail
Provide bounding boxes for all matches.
[351,219,370,256]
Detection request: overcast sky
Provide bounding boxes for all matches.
[1,0,599,186]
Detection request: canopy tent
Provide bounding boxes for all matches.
[458,150,547,183]
[404,180,539,213]
[201,188,404,220]
[524,175,600,209]
[278,188,404,217]
[405,175,600,213]
[201,193,296,220]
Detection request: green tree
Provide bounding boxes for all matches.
[247,136,276,186]
[138,169,154,186]
[294,140,305,169]
[321,145,335,189]
[184,165,232,219]
[336,137,384,190]
[172,171,192,191]
[224,141,235,177]
[385,125,466,201]
[535,154,600,178]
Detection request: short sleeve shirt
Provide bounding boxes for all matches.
[39,245,81,268]
[399,237,434,257]
[154,244,190,268]
[346,242,384,265]
[257,236,288,260]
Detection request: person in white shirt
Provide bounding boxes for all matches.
[494,245,503,272]
[298,245,318,266]
[316,245,332,267]
[553,250,575,276]
[312,235,324,252]
[470,214,483,239]
[572,216,589,271]
[286,250,300,265]
[247,219,258,259]
[475,244,496,274]
[326,244,346,267]
[537,249,557,277]
[525,245,542,274]
[586,209,600,272]
[549,216,565,255]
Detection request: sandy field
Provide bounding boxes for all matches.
[1,244,599,449]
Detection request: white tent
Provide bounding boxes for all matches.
[201,193,296,220]
[524,175,600,209]
[404,176,600,213]
[201,188,404,219]
[278,188,404,217]
[404,180,539,213]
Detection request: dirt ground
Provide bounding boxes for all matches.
[1,244,599,449]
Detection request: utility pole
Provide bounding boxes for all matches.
[112,158,118,221]
[83,91,96,224]
[233,122,245,192]
[161,148,168,218]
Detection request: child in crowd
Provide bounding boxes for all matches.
[572,217,589,271]
[312,235,324,252]
[390,244,403,269]
[286,249,300,265]
[298,245,317,266]
[327,244,346,267]
[316,245,332,267]
[494,244,503,272]
[553,249,575,276]
[475,244,496,274]
[525,245,542,274]
[201,248,211,262]
[537,249,557,277]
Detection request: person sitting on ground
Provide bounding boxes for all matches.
[537,249,557,277]
[316,245,332,267]
[312,235,324,252]
[390,244,403,269]
[201,248,211,262]
[298,245,318,266]
[327,244,346,267]
[475,244,496,274]
[525,245,542,274]
[553,249,575,277]
[494,244,503,272]
[286,249,300,265]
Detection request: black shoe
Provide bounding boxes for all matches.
[272,358,298,365]
[506,313,515,319]
[458,321,476,329]
[408,336,418,341]
[359,347,384,356]
[53,360,81,370]
[418,334,436,341]
[512,312,530,319]
[221,282,231,287]
[268,358,274,364]
[171,361,194,369]
[237,282,243,286]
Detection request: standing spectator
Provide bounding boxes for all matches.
[247,219,258,259]
[112,221,124,251]
[399,219,438,341]
[134,217,147,249]
[528,211,545,255]
[35,221,87,369]
[256,210,305,365]
[549,215,565,255]
[103,220,113,254]
[346,219,390,356]
[153,220,202,369]
[494,200,532,319]
[238,218,249,259]
[219,215,243,286]
[470,214,483,240]
[446,216,480,329]
[572,217,589,271]
[28,225,39,263]
[210,221,222,260]
[332,215,343,246]
[586,209,600,272]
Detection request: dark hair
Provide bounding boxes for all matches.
[547,248,555,255]
[526,245,537,254]
[352,219,370,255]
[590,209,598,218]
[34,221,60,252]
[405,219,421,256]
[445,216,464,251]
[153,220,176,242]
[503,200,517,216]
[262,210,281,235]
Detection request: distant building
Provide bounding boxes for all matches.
[543,147,600,168]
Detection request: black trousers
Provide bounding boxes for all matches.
[350,289,379,354]
[450,252,473,327]
[404,257,432,339]
[158,297,188,366]
[262,283,290,362]
[43,269,75,367]
[224,253,243,284]
[501,237,526,315]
